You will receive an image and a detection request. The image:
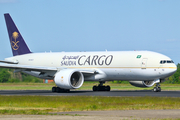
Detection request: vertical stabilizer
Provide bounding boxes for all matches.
[4,13,31,56]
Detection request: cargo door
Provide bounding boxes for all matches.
[141,58,148,69]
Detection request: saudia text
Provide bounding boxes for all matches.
[61,55,113,66]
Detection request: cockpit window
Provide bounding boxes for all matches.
[160,60,174,64]
[167,60,171,63]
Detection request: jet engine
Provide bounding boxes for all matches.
[54,69,84,89]
[129,80,157,88]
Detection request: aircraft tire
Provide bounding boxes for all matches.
[99,86,105,91]
[153,87,161,92]
[98,86,102,91]
[93,85,111,91]
[65,89,70,93]
[52,87,57,92]
[106,85,111,91]
[157,87,161,92]
[153,87,157,92]
[56,87,61,93]
[93,86,97,91]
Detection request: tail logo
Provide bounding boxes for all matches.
[11,31,19,50]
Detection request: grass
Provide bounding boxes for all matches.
[0,96,179,115]
[0,82,180,90]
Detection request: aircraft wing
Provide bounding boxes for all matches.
[0,63,58,71]
[0,62,96,74]
[0,60,18,64]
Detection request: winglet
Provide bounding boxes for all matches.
[4,13,31,56]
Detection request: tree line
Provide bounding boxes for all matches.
[0,68,42,83]
[166,63,180,84]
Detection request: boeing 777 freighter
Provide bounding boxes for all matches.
[0,13,177,92]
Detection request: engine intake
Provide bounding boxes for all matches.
[70,72,83,88]
[54,69,84,89]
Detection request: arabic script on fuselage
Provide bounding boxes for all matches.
[61,55,113,66]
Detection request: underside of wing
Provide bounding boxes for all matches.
[0,62,59,79]
[0,62,97,80]
[0,63,58,71]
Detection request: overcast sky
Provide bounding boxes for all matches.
[0,0,180,64]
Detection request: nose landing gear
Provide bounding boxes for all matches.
[92,81,111,91]
[153,83,161,92]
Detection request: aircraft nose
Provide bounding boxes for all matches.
[171,63,177,74]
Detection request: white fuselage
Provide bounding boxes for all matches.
[5,51,177,81]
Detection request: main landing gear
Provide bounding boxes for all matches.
[92,81,111,91]
[52,87,70,93]
[153,83,161,92]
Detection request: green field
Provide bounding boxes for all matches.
[0,83,179,115]
[0,82,180,91]
[0,96,179,115]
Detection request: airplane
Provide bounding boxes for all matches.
[0,13,177,92]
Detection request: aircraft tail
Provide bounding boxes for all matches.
[4,13,31,56]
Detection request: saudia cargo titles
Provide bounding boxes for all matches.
[0,13,177,92]
[61,55,113,66]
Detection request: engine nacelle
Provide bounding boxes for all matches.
[54,69,84,89]
[129,80,159,88]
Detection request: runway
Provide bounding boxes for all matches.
[0,90,180,97]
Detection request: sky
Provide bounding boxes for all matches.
[0,0,180,64]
